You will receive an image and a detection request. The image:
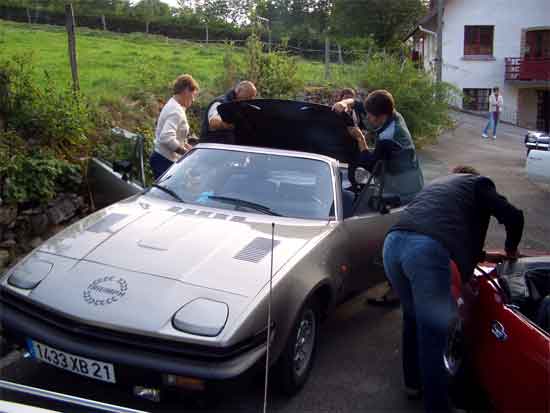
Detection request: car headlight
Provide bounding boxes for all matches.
[172,298,228,337]
[7,257,53,290]
[526,135,537,143]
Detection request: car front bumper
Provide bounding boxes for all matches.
[1,291,267,383]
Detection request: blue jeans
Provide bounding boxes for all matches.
[149,151,174,180]
[383,230,454,412]
[483,112,499,137]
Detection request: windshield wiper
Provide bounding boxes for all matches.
[208,195,281,216]
[151,184,184,203]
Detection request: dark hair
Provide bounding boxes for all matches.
[339,87,356,100]
[493,87,499,92]
[173,74,199,95]
[452,165,480,175]
[364,90,395,117]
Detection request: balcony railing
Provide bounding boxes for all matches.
[505,57,550,82]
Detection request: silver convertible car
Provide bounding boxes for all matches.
[1,100,411,397]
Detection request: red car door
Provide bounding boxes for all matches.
[472,276,550,412]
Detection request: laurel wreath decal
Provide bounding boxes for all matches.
[83,276,128,306]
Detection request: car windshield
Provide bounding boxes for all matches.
[148,148,335,220]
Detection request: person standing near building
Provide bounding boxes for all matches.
[383,165,524,412]
[149,74,199,179]
[482,87,503,140]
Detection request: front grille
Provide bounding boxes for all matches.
[1,289,266,362]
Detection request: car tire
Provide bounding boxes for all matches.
[277,297,320,396]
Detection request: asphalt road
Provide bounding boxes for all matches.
[1,112,548,412]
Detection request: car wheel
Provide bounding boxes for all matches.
[278,297,320,396]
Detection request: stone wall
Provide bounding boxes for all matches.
[0,194,89,271]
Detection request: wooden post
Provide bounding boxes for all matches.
[205,22,209,44]
[101,15,107,31]
[145,20,150,34]
[324,36,330,80]
[65,4,79,92]
[26,7,31,24]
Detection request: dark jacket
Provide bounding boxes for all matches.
[200,90,237,144]
[358,111,424,204]
[390,174,524,281]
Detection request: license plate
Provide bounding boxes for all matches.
[27,339,116,383]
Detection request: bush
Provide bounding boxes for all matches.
[0,54,93,159]
[0,55,92,205]
[0,131,82,205]
[244,35,303,99]
[355,53,458,146]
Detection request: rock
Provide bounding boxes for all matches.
[30,213,50,236]
[0,205,17,226]
[30,237,43,250]
[21,208,43,216]
[0,239,15,249]
[0,249,9,268]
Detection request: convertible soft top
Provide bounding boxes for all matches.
[209,99,358,164]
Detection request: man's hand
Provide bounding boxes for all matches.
[332,101,347,113]
[175,142,193,155]
[209,116,234,131]
[347,126,369,151]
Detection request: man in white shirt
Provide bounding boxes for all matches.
[482,87,503,140]
[150,74,199,179]
[200,81,257,143]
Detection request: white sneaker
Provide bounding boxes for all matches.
[482,133,488,139]
[492,135,497,140]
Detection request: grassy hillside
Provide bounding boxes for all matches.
[0,19,328,105]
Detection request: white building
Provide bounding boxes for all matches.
[407,0,550,131]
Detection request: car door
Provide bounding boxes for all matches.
[471,277,549,412]
[88,128,146,209]
[340,172,403,296]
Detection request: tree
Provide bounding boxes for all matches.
[132,0,172,32]
[330,0,427,49]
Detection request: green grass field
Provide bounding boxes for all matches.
[0,19,330,104]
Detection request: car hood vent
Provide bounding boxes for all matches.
[233,237,280,263]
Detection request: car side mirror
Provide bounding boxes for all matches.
[354,167,370,185]
[113,160,133,181]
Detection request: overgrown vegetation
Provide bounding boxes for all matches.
[0,56,90,205]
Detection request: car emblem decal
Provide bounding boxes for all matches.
[83,276,128,306]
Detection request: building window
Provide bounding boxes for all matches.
[464,26,494,56]
[463,88,491,111]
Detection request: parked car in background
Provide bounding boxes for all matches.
[526,149,550,185]
[1,100,416,399]
[445,254,550,412]
[524,130,549,155]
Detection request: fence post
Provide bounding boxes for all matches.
[205,22,209,45]
[101,15,107,31]
[26,8,31,24]
[324,36,330,80]
[64,4,79,92]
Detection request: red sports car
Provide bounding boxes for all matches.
[445,255,550,412]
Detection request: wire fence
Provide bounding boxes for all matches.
[0,5,373,63]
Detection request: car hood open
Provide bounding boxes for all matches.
[211,99,359,164]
